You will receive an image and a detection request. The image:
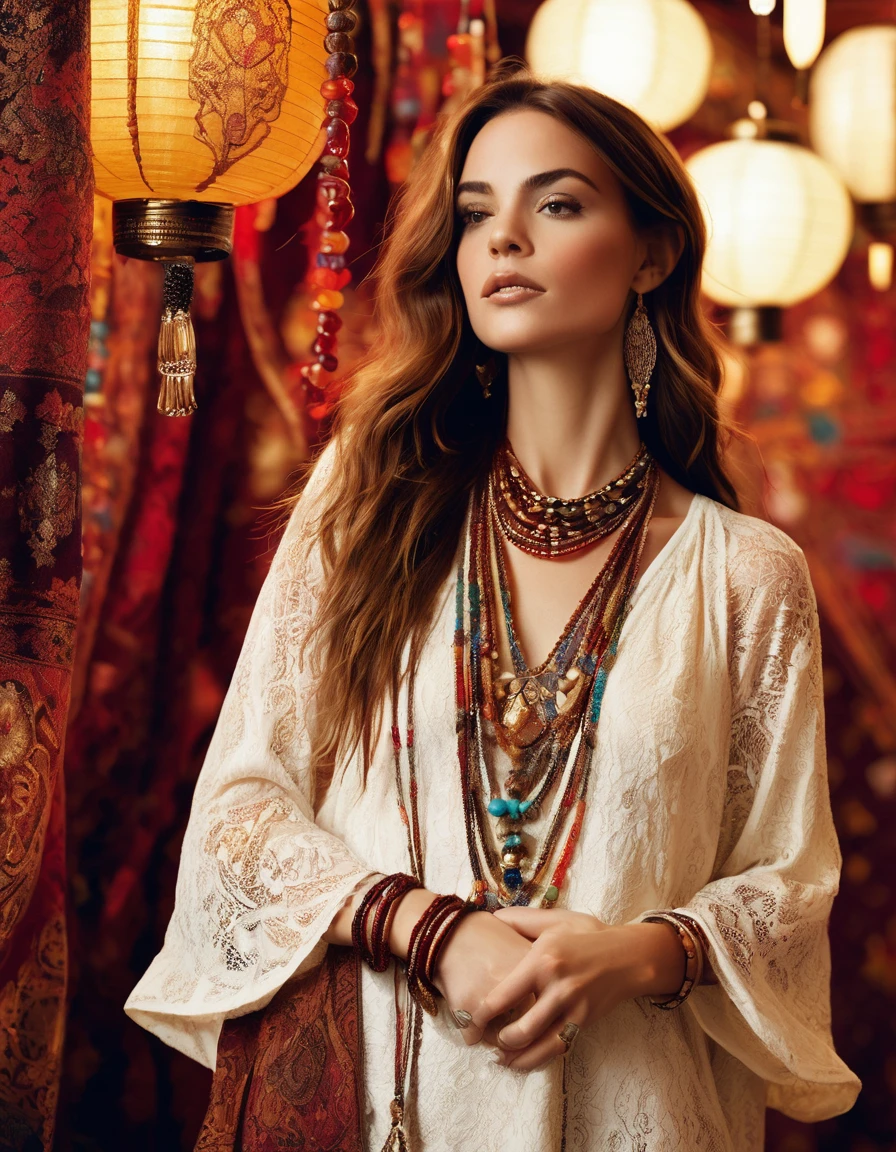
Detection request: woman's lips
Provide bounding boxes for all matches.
[486,285,546,303]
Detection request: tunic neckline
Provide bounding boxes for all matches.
[625,490,704,612]
[444,489,706,638]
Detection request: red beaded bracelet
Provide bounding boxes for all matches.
[406,894,469,1015]
[351,873,421,972]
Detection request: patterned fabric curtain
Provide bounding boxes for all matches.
[0,1,92,1146]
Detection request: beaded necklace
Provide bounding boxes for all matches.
[386,451,657,1148]
[493,439,653,557]
[458,450,659,910]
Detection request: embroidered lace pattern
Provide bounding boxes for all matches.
[126,461,860,1150]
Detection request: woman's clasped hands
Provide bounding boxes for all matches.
[433,907,685,1072]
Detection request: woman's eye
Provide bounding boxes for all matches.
[541,198,581,217]
[458,198,581,227]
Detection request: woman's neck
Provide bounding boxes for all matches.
[503,338,642,500]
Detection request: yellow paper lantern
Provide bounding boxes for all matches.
[91,0,328,204]
[684,121,853,340]
[525,0,713,132]
[90,0,331,413]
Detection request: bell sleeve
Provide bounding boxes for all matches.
[645,524,860,1122]
[124,439,379,1069]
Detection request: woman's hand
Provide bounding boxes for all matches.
[431,909,534,1047]
[470,908,686,1071]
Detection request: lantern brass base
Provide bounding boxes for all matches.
[728,117,800,144]
[728,306,782,345]
[860,202,896,242]
[112,199,234,262]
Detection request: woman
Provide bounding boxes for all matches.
[126,72,860,1150]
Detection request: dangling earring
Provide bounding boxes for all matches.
[475,356,495,399]
[624,292,657,419]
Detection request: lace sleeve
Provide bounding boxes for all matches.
[654,522,860,1122]
[124,439,378,1069]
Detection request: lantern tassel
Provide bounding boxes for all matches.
[157,261,198,416]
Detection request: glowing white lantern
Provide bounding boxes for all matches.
[525,0,712,132]
[809,26,896,204]
[783,0,825,71]
[684,123,853,310]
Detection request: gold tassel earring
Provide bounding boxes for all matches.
[624,292,657,419]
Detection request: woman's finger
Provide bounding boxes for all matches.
[492,907,560,939]
[496,985,567,1051]
[455,1011,484,1047]
[471,953,539,1031]
[500,1009,586,1073]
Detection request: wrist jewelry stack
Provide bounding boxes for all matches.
[351,877,471,1015]
[352,872,421,972]
[406,893,470,1015]
[641,911,707,1010]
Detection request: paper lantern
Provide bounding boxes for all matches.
[684,120,853,339]
[809,26,896,204]
[90,0,335,413]
[525,0,712,132]
[783,0,825,72]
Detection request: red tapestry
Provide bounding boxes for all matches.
[195,948,364,1152]
[0,0,92,1147]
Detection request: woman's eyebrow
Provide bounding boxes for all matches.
[455,167,599,198]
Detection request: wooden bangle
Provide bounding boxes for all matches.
[642,912,704,1010]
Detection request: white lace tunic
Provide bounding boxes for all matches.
[126,441,860,1151]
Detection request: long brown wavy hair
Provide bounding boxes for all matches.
[300,68,741,802]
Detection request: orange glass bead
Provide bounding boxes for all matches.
[311,289,345,311]
[321,76,354,99]
[320,230,350,254]
[310,267,352,291]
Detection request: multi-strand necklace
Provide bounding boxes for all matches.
[384,441,659,1150]
[456,441,659,910]
[492,440,654,558]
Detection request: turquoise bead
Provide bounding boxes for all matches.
[506,798,520,818]
[503,834,522,848]
[488,798,508,817]
[519,800,533,813]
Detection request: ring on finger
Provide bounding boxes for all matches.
[557,1021,580,1051]
[450,1009,474,1030]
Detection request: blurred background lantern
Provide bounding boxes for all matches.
[90,0,330,414]
[685,117,854,344]
[809,25,896,291]
[524,0,712,132]
[783,0,825,72]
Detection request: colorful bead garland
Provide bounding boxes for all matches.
[299,0,359,422]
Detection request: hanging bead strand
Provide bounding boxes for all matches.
[300,0,359,424]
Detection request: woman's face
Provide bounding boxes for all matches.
[455,109,647,357]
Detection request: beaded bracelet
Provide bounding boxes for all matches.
[351,872,421,972]
[642,911,705,1010]
[406,894,469,1016]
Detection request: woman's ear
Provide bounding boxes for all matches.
[631,223,685,294]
